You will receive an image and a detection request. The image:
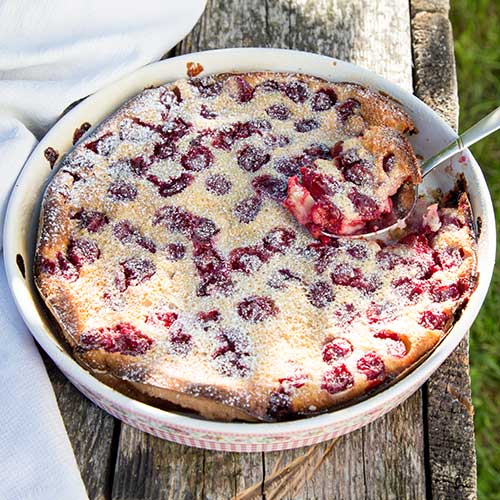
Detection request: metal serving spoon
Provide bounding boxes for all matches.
[323,105,500,241]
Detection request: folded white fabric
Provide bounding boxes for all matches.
[0,1,206,498]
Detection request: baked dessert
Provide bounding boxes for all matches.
[35,72,477,421]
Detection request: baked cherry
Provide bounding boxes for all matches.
[229,246,269,274]
[266,103,291,120]
[165,242,186,261]
[67,238,100,269]
[169,324,193,354]
[262,227,296,253]
[305,242,338,273]
[152,141,177,160]
[267,390,292,419]
[348,189,379,220]
[419,309,451,330]
[85,132,114,155]
[336,98,361,121]
[232,76,255,103]
[342,160,373,186]
[264,134,291,148]
[331,263,368,289]
[189,76,223,98]
[308,280,334,308]
[39,257,57,275]
[147,173,193,197]
[130,156,151,176]
[392,277,426,301]
[303,143,332,160]
[376,249,406,270]
[193,241,233,297]
[153,206,193,234]
[237,296,278,322]
[259,79,280,92]
[322,338,353,363]
[400,234,439,279]
[80,322,154,356]
[274,155,309,176]
[193,241,224,275]
[311,88,337,111]
[237,145,271,172]
[212,329,251,377]
[431,282,463,302]
[205,174,232,195]
[198,309,221,323]
[162,117,191,141]
[72,209,109,233]
[281,81,309,103]
[197,271,233,297]
[113,220,156,253]
[107,182,138,201]
[321,364,354,394]
[366,302,395,324]
[212,121,260,151]
[357,352,385,380]
[346,244,368,260]
[310,199,343,235]
[334,303,360,325]
[200,105,217,119]
[145,310,176,330]
[294,118,319,133]
[181,145,214,171]
[300,167,338,198]
[252,174,288,201]
[45,253,79,281]
[278,369,309,391]
[116,258,156,292]
[234,196,262,223]
[191,217,219,242]
[382,153,395,173]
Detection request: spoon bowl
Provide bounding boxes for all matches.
[322,105,500,241]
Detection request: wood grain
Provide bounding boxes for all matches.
[411,1,477,497]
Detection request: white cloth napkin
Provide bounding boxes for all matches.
[0,1,207,498]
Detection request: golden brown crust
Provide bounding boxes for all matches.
[35,72,475,421]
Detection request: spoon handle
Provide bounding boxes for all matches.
[421,105,500,176]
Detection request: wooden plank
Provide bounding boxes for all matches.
[110,1,449,498]
[362,393,426,500]
[112,425,204,500]
[43,350,118,500]
[411,1,477,498]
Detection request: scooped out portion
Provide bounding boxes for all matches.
[283,126,421,237]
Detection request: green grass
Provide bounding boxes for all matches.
[450,1,500,498]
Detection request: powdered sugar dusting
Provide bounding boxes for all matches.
[35,72,477,421]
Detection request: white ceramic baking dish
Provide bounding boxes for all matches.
[3,48,495,452]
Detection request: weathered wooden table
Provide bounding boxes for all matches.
[44,1,477,498]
